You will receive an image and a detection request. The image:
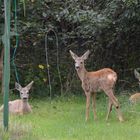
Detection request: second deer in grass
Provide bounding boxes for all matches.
[129,69,140,104]
[0,81,34,115]
[70,50,124,122]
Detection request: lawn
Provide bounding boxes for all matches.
[0,93,140,140]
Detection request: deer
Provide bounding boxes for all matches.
[70,50,124,122]
[0,81,34,115]
[129,69,140,104]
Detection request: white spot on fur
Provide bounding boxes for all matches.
[107,74,115,81]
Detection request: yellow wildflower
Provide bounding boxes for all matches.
[43,78,47,82]
[38,64,44,69]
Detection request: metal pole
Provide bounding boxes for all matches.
[3,0,11,131]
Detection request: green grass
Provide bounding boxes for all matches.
[0,94,140,140]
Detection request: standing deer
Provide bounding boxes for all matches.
[0,81,34,115]
[129,69,140,104]
[70,50,124,122]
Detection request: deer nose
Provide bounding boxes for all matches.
[75,66,80,69]
[23,97,27,100]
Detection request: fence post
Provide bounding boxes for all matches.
[3,0,11,131]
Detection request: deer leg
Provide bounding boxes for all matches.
[106,98,113,121]
[104,89,119,108]
[85,93,90,122]
[105,89,124,122]
[92,93,97,120]
[115,106,124,122]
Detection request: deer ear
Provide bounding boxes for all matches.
[15,82,22,91]
[69,50,78,60]
[134,69,140,80]
[82,50,90,60]
[26,81,34,91]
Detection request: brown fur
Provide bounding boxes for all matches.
[0,99,32,115]
[70,50,124,122]
[129,93,140,104]
[130,69,140,104]
[0,81,33,115]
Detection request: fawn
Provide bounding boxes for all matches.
[70,50,124,122]
[0,81,34,115]
[129,69,140,104]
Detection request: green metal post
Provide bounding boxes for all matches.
[3,0,11,131]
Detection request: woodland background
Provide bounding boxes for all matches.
[0,0,140,97]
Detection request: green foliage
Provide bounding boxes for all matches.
[0,0,140,97]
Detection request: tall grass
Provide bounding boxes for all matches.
[0,94,140,140]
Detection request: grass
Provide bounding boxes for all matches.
[0,93,140,140]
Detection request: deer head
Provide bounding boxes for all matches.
[69,50,90,71]
[134,69,140,86]
[15,81,34,102]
